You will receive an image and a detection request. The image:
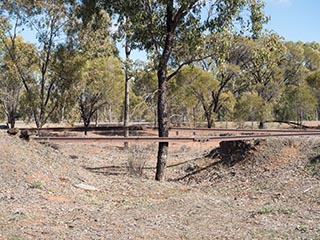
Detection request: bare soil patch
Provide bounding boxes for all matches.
[0,130,319,239]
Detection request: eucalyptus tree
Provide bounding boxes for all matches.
[132,65,159,126]
[0,0,79,128]
[0,2,38,128]
[48,46,85,124]
[78,56,124,135]
[242,34,286,128]
[280,41,308,86]
[306,70,320,119]
[276,83,317,124]
[0,31,37,128]
[0,53,22,128]
[66,8,120,128]
[80,0,268,180]
[174,33,252,128]
[234,92,265,123]
[303,42,320,72]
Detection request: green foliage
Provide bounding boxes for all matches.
[132,66,158,123]
[30,180,43,189]
[303,42,320,71]
[78,56,124,126]
[0,1,75,128]
[256,206,294,216]
[80,0,270,179]
[0,36,38,127]
[235,92,268,121]
[276,83,316,123]
[1,0,319,142]
[281,41,308,85]
[305,70,320,119]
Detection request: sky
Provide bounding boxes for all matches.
[264,0,320,42]
[19,0,319,60]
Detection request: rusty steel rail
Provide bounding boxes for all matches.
[21,126,320,134]
[20,125,146,132]
[169,127,320,134]
[33,132,320,143]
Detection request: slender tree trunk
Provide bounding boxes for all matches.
[84,120,89,136]
[123,40,131,149]
[9,112,15,129]
[153,107,157,128]
[155,1,177,181]
[7,111,16,128]
[259,119,265,129]
[193,102,200,128]
[156,67,169,181]
[205,111,213,128]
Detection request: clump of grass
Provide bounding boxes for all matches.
[256,206,294,216]
[295,225,308,233]
[305,155,320,176]
[126,145,147,177]
[257,206,275,215]
[30,180,43,189]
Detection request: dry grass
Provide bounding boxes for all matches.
[0,130,319,239]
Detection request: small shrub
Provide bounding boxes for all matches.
[126,145,147,177]
[306,155,320,176]
[295,225,308,233]
[257,206,275,215]
[256,206,294,216]
[30,180,43,189]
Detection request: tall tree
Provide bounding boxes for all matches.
[243,34,286,128]
[303,42,320,72]
[48,46,85,124]
[177,33,251,128]
[306,70,320,119]
[280,41,308,86]
[80,0,268,180]
[0,57,21,128]
[276,83,317,124]
[78,57,124,134]
[0,2,38,128]
[132,64,159,126]
[0,0,76,128]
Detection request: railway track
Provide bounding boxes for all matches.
[19,125,320,143]
[21,125,320,134]
[33,132,320,143]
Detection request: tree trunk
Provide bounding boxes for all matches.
[155,2,174,181]
[7,109,16,128]
[123,40,131,149]
[205,111,213,128]
[84,118,90,136]
[259,120,265,129]
[155,67,169,181]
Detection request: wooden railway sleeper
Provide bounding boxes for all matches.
[193,137,210,142]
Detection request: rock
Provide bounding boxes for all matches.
[74,183,98,191]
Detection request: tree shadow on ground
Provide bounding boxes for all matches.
[0,125,8,129]
[172,160,222,182]
[84,165,128,176]
[84,165,156,176]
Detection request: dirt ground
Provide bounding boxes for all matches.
[0,129,319,240]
